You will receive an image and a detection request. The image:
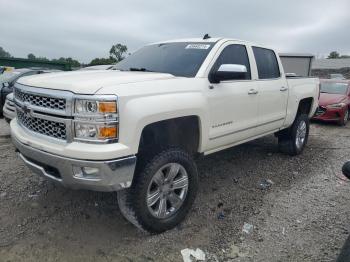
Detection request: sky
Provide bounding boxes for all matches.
[1,0,349,63]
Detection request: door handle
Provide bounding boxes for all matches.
[280,86,288,92]
[248,89,258,95]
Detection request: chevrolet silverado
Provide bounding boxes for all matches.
[11,37,319,233]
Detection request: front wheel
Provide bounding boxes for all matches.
[338,109,349,126]
[117,148,198,233]
[278,114,310,156]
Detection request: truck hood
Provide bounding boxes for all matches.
[319,93,347,106]
[17,70,175,94]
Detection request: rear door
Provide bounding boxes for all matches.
[252,47,288,133]
[206,43,260,150]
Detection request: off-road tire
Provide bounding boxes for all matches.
[278,114,310,156]
[117,148,198,233]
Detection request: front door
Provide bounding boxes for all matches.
[206,43,259,151]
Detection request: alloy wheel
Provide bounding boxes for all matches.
[146,163,189,219]
[295,120,307,149]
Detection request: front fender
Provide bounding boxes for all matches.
[119,92,208,154]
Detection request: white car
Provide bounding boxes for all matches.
[11,37,319,233]
[3,93,15,123]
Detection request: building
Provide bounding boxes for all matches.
[311,58,350,79]
[312,58,350,70]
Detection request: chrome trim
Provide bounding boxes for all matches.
[248,89,258,95]
[73,119,119,144]
[13,83,119,144]
[72,95,118,117]
[13,137,137,192]
[209,117,285,140]
[19,153,62,182]
[14,83,74,116]
[15,104,72,144]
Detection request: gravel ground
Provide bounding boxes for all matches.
[0,118,349,262]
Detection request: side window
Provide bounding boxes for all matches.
[253,47,280,79]
[213,44,251,80]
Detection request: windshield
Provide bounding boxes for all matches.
[114,42,214,77]
[0,71,21,83]
[320,82,349,94]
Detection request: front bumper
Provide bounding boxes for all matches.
[312,106,346,122]
[13,137,137,192]
[3,97,16,121]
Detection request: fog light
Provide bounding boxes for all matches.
[73,166,100,180]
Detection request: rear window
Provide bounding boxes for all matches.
[253,47,280,79]
[320,82,349,94]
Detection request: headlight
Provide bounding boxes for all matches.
[75,122,118,141]
[327,102,346,109]
[73,96,118,143]
[75,99,117,114]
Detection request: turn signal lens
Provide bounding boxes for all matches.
[99,126,118,138]
[99,102,117,113]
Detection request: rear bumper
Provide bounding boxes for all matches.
[13,136,137,192]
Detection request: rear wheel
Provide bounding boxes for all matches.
[117,148,198,233]
[278,114,310,156]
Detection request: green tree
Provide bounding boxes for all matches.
[52,57,80,67]
[37,57,50,61]
[27,53,36,59]
[328,51,340,59]
[89,57,115,66]
[0,46,11,58]
[109,43,128,62]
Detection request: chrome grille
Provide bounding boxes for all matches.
[14,88,66,111]
[17,111,67,140]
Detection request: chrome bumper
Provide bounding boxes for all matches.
[13,137,137,192]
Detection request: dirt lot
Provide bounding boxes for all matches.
[0,119,349,262]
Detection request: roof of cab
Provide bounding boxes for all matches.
[150,37,256,46]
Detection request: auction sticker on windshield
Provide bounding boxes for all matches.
[185,44,211,50]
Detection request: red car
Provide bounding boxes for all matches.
[313,79,350,125]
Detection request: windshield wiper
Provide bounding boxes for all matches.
[129,67,153,72]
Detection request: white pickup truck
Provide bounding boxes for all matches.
[11,37,319,233]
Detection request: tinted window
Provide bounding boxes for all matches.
[114,42,214,77]
[253,47,280,79]
[213,44,251,80]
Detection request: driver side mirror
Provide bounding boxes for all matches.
[2,82,9,88]
[342,161,350,180]
[209,64,248,84]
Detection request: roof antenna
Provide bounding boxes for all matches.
[203,34,211,40]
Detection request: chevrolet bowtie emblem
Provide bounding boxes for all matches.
[22,105,31,117]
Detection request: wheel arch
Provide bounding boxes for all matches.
[138,115,202,156]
